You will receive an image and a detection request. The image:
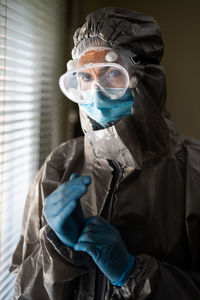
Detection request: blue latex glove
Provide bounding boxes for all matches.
[43,173,91,247]
[74,216,134,286]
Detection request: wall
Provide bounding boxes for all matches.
[72,0,200,140]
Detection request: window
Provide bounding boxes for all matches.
[0,0,68,298]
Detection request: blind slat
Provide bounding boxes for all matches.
[0,1,68,299]
[1,151,38,171]
[0,142,38,157]
[0,102,38,111]
[1,166,37,186]
[0,276,15,299]
[0,120,39,132]
[0,91,56,102]
[0,1,60,28]
[0,138,39,156]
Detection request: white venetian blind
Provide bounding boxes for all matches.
[0,0,68,299]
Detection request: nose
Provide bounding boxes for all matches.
[93,89,111,108]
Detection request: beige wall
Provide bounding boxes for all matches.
[74,0,200,140]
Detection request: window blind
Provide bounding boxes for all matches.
[0,0,68,298]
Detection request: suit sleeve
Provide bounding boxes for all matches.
[111,142,200,299]
[111,254,200,299]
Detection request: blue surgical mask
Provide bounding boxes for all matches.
[79,88,134,127]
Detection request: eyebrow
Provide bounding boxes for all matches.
[78,67,111,77]
[77,72,93,78]
[99,67,110,74]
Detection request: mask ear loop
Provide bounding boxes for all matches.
[131,55,141,65]
[126,54,140,89]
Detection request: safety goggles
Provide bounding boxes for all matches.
[59,62,130,104]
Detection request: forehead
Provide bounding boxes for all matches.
[78,49,121,66]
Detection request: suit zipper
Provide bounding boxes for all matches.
[95,160,123,300]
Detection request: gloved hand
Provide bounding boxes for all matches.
[74,216,135,286]
[43,173,91,247]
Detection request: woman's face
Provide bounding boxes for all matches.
[77,50,127,90]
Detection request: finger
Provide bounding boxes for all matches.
[83,215,109,227]
[82,216,116,236]
[69,175,91,186]
[50,187,87,216]
[47,175,91,202]
[54,177,90,198]
[44,195,76,219]
[81,224,99,234]
[66,184,88,201]
[67,173,91,184]
[69,173,79,180]
[77,231,100,244]
[74,242,98,258]
[45,184,86,213]
[63,175,91,188]
[56,199,77,221]
[47,182,88,206]
[44,175,91,209]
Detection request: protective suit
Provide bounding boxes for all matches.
[10,7,200,300]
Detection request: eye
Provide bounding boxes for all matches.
[78,72,93,82]
[107,69,122,78]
